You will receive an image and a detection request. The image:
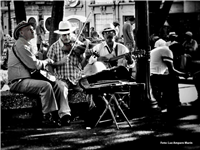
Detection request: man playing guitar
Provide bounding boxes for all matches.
[84,23,135,76]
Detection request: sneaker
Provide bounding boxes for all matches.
[60,114,71,126]
[42,113,61,128]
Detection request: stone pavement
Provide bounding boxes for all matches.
[1,83,200,150]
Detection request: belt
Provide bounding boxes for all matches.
[8,79,22,85]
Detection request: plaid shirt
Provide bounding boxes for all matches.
[47,38,83,85]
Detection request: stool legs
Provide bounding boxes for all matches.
[95,94,119,129]
[111,94,132,128]
[95,93,132,129]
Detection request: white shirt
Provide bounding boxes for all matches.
[150,46,173,75]
[89,41,130,68]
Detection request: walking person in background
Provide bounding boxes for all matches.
[166,32,183,70]
[181,31,198,73]
[122,16,135,52]
[113,21,120,42]
[0,24,4,56]
[182,31,198,59]
[36,18,46,51]
[0,24,4,55]
[8,21,73,127]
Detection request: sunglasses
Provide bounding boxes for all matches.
[104,30,115,34]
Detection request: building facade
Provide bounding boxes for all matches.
[1,0,200,42]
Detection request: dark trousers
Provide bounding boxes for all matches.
[150,74,181,109]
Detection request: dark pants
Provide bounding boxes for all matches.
[150,74,181,109]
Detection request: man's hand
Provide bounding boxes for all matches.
[125,53,133,64]
[46,58,54,65]
[51,55,69,66]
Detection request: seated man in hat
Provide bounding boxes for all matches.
[8,21,72,127]
[47,20,93,123]
[86,23,135,70]
[81,23,135,127]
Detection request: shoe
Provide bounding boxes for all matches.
[61,115,71,126]
[181,99,200,107]
[42,113,61,128]
[150,104,162,112]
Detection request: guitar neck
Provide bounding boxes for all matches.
[109,53,129,62]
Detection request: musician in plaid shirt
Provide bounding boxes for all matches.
[47,21,88,125]
[47,36,83,86]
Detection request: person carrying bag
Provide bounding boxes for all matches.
[12,45,56,84]
[7,21,72,127]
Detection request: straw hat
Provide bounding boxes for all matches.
[13,21,32,40]
[54,20,77,34]
[101,23,116,34]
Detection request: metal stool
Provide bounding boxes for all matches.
[95,91,132,129]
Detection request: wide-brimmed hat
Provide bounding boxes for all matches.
[185,31,193,37]
[54,20,76,34]
[13,21,32,40]
[101,23,116,34]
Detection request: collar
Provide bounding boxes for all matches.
[58,38,64,47]
[103,41,117,50]
[18,37,31,45]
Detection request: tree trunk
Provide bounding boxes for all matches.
[134,1,151,109]
[149,1,173,35]
[14,1,26,24]
[48,1,64,47]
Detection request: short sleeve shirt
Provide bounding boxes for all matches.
[150,46,173,75]
[92,41,129,67]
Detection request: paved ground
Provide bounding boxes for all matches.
[1,83,200,150]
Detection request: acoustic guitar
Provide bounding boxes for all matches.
[83,51,135,76]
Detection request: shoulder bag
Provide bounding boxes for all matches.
[12,45,56,84]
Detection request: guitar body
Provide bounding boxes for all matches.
[83,61,107,76]
[40,70,56,82]
[31,70,56,84]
